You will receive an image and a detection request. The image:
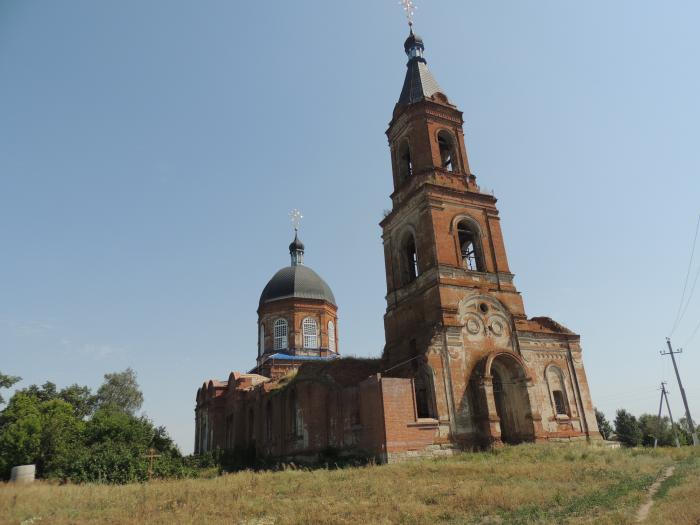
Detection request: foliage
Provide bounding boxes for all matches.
[638,413,680,448]
[18,381,97,419]
[0,371,21,405]
[614,409,642,447]
[594,408,612,440]
[0,393,42,476]
[95,367,144,415]
[676,417,698,446]
[0,369,201,483]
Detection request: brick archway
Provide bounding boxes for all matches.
[474,352,536,446]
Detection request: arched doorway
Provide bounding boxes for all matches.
[490,354,535,444]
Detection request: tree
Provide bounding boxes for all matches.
[638,414,676,447]
[37,399,85,478]
[595,408,613,440]
[19,381,57,402]
[95,368,144,415]
[59,384,97,419]
[18,382,96,419]
[0,393,42,477]
[677,417,695,446]
[0,372,21,405]
[615,409,642,447]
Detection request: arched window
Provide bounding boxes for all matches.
[289,389,300,438]
[403,235,418,283]
[225,414,234,449]
[273,319,288,350]
[266,401,273,444]
[302,318,319,349]
[328,321,336,353]
[457,220,483,272]
[258,323,265,357]
[438,131,457,172]
[546,366,570,416]
[398,141,413,180]
[413,363,436,419]
[248,408,255,446]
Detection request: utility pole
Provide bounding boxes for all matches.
[661,338,699,446]
[654,383,665,449]
[661,383,681,448]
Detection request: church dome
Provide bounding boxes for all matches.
[259,265,336,307]
[259,232,336,308]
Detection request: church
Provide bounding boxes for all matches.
[194,29,601,463]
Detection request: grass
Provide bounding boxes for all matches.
[645,449,700,525]
[1,444,698,525]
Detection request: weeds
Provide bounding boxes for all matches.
[0,444,696,525]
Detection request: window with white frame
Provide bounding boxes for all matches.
[302,318,319,349]
[273,319,288,350]
[328,321,336,353]
[259,323,265,356]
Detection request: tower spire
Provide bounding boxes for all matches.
[397,31,444,107]
[288,209,305,266]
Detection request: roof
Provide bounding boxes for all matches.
[398,58,443,106]
[266,353,340,362]
[259,265,336,307]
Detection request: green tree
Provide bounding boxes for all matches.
[614,409,642,447]
[0,371,192,483]
[38,399,85,478]
[595,408,613,440]
[59,384,97,419]
[95,368,143,415]
[19,381,57,402]
[0,371,21,405]
[18,382,96,419]
[67,407,155,483]
[0,393,42,478]
[638,414,676,447]
[676,417,696,446]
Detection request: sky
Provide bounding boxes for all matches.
[1,0,699,452]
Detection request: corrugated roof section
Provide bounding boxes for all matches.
[398,59,443,106]
[258,265,336,307]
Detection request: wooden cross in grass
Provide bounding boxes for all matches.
[143,448,161,480]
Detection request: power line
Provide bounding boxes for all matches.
[670,214,700,337]
[677,264,700,329]
[683,316,700,348]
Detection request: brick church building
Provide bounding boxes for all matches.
[195,30,601,462]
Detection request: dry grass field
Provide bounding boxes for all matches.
[1,444,698,525]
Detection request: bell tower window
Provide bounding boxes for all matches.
[398,141,413,181]
[457,221,483,272]
[403,235,419,283]
[273,319,288,350]
[438,131,456,172]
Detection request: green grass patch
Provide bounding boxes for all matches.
[653,453,698,501]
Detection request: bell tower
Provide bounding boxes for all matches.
[380,28,600,447]
[382,30,525,363]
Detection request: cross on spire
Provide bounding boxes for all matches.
[399,0,417,29]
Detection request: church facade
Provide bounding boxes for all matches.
[194,31,601,463]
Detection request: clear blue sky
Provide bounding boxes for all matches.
[2,1,699,452]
